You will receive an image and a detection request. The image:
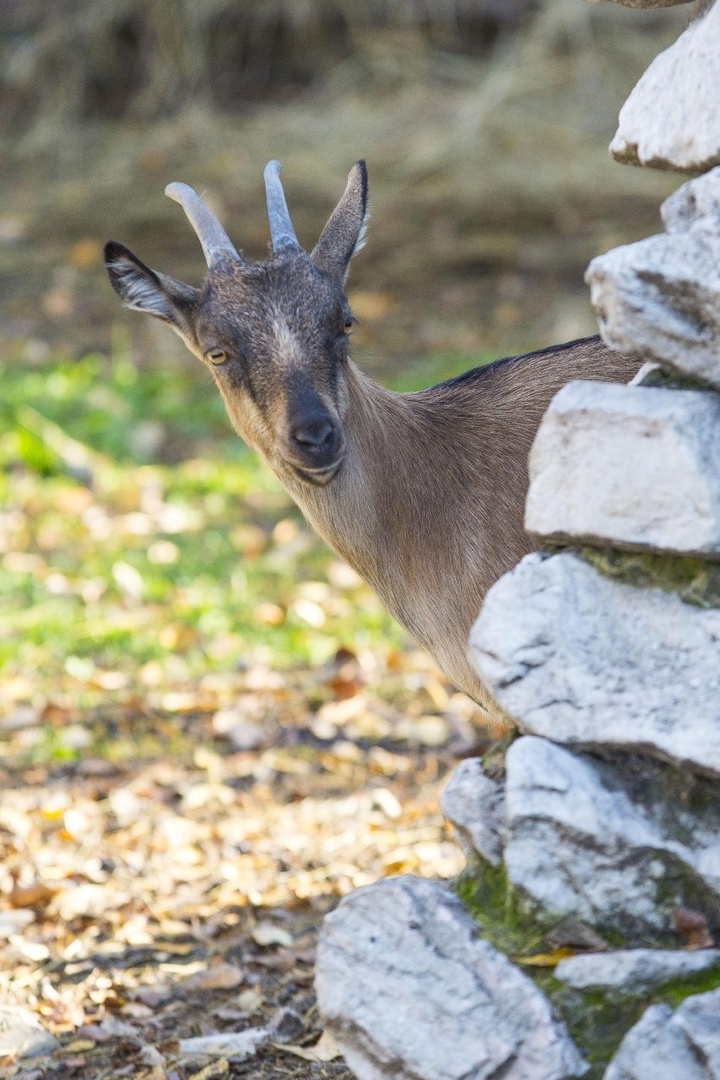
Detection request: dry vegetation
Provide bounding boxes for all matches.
[1,0,687,365]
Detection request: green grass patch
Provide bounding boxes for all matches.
[4,346,484,714]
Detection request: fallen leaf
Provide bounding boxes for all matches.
[277,1029,343,1062]
[178,1028,269,1058]
[514,947,576,968]
[187,1058,230,1080]
[236,989,264,1013]
[183,962,245,991]
[673,906,714,949]
[9,882,57,909]
[63,1038,97,1053]
[251,923,293,948]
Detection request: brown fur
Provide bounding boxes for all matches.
[294,337,639,710]
[105,165,640,712]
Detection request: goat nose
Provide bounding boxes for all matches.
[291,417,335,451]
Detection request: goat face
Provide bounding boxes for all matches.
[105,161,368,487]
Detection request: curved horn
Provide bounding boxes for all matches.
[165,182,241,267]
[264,160,301,253]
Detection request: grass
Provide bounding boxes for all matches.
[0,344,483,721]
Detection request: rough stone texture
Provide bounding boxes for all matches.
[315,875,587,1080]
[470,550,720,776]
[605,989,720,1079]
[503,737,720,934]
[585,171,720,390]
[0,1006,59,1059]
[525,380,720,555]
[662,166,720,233]
[441,758,505,867]
[555,948,720,995]
[609,1,720,172]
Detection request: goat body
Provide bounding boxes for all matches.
[294,338,637,708]
[105,163,639,711]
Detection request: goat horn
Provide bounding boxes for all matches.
[165,182,241,267]
[264,160,301,253]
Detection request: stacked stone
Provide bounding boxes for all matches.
[315,4,720,1079]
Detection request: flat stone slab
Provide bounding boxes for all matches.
[316,875,587,1080]
[470,551,720,777]
[555,948,720,995]
[610,1,720,172]
[525,380,720,555]
[441,757,505,867]
[605,988,720,1079]
[586,168,720,389]
[503,737,720,934]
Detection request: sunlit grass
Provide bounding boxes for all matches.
[3,348,486,710]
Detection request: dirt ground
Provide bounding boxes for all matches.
[0,654,488,1080]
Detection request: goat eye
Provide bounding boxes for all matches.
[206,348,228,366]
[341,317,354,335]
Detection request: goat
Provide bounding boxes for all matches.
[105,161,640,714]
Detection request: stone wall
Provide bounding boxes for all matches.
[314,2,720,1077]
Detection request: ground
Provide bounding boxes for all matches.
[0,352,495,1079]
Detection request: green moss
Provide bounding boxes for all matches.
[550,964,720,1077]
[457,866,632,1075]
[638,366,711,393]
[661,964,720,1006]
[578,546,720,609]
[457,862,547,956]
[456,862,720,1078]
[546,983,646,1077]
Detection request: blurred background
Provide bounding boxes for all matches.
[0,0,690,373]
[0,0,695,731]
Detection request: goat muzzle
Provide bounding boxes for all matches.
[284,414,345,485]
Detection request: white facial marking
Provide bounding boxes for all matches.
[271,318,304,368]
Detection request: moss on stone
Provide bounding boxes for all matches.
[638,365,712,393]
[457,862,539,956]
[577,546,720,609]
[548,964,720,1078]
[456,862,720,1078]
[544,982,646,1078]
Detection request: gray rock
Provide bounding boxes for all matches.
[503,736,720,934]
[675,988,720,1075]
[605,989,720,1079]
[661,167,720,234]
[470,551,720,777]
[555,948,720,995]
[585,222,720,390]
[316,875,587,1080]
[609,1,720,173]
[604,1003,704,1080]
[0,1006,58,1059]
[441,758,505,867]
[525,380,720,555]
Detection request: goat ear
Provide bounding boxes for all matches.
[104,241,199,330]
[311,161,369,282]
